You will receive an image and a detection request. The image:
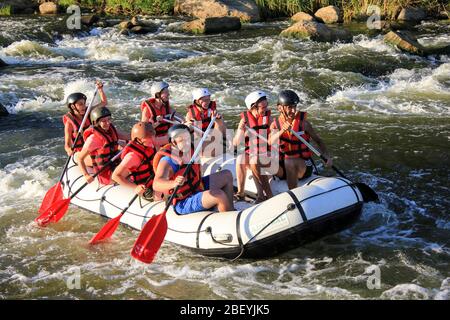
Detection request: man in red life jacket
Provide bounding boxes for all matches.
[269,90,332,190]
[186,88,227,157]
[76,107,130,185]
[233,90,273,203]
[63,81,107,160]
[112,122,157,201]
[141,81,180,148]
[153,124,234,215]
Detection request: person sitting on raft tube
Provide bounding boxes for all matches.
[141,81,179,148]
[269,90,332,190]
[233,90,273,204]
[185,88,227,157]
[152,124,234,215]
[76,107,130,185]
[63,81,107,159]
[112,122,157,201]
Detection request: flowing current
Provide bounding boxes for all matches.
[0,15,449,300]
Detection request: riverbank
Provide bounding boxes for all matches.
[1,0,448,22]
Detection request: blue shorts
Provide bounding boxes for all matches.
[174,176,210,215]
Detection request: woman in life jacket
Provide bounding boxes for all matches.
[269,89,332,190]
[232,90,274,204]
[185,88,227,158]
[63,81,107,159]
[141,81,181,148]
[152,124,234,215]
[76,107,130,185]
[112,122,158,201]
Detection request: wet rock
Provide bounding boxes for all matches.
[129,25,158,34]
[437,11,449,20]
[291,12,315,23]
[314,5,342,24]
[174,0,261,23]
[384,30,426,56]
[182,16,241,34]
[80,14,100,27]
[0,103,9,117]
[39,2,58,15]
[280,20,351,42]
[397,7,427,22]
[0,58,7,67]
[119,21,133,30]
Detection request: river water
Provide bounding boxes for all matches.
[0,15,449,300]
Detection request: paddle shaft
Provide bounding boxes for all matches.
[58,89,99,182]
[162,118,204,136]
[69,149,123,200]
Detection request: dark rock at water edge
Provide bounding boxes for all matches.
[182,16,241,34]
[1,0,38,14]
[0,58,7,67]
[384,30,450,56]
[0,103,9,117]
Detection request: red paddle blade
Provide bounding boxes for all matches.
[35,198,71,227]
[89,213,123,245]
[38,182,63,214]
[131,213,168,264]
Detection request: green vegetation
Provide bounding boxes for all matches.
[57,0,175,15]
[0,5,11,16]
[256,0,449,20]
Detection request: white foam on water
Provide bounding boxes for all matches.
[327,62,450,115]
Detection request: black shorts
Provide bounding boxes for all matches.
[278,158,313,180]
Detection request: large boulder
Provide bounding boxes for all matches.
[397,7,427,22]
[0,103,9,117]
[118,17,158,35]
[314,5,342,24]
[280,20,351,42]
[39,2,58,15]
[384,30,426,56]
[174,0,260,22]
[182,16,241,34]
[291,12,315,23]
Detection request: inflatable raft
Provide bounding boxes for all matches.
[63,155,364,259]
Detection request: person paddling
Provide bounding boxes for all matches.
[112,122,157,201]
[269,90,332,189]
[63,81,107,158]
[186,88,227,157]
[233,90,273,203]
[141,81,180,148]
[153,124,234,215]
[76,107,130,185]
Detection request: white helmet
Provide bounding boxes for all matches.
[150,81,169,98]
[192,88,211,101]
[245,90,267,110]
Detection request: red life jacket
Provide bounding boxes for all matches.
[241,110,271,155]
[83,124,119,184]
[274,111,312,159]
[187,101,217,131]
[153,144,204,205]
[62,112,91,152]
[120,141,156,188]
[140,98,171,137]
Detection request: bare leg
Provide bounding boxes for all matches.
[236,153,247,196]
[285,158,306,190]
[201,189,234,212]
[249,162,272,199]
[208,170,234,207]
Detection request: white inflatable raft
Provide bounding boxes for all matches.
[63,155,364,259]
